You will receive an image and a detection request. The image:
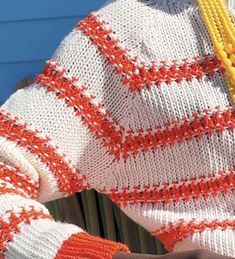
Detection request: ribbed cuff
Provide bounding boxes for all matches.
[55,231,130,259]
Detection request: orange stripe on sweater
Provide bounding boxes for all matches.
[0,187,27,198]
[35,61,235,161]
[0,110,89,196]
[77,13,223,92]
[106,169,235,206]
[0,162,38,199]
[0,207,52,254]
[151,219,235,251]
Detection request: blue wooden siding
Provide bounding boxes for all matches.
[0,0,106,105]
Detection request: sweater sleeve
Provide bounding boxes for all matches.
[0,17,130,259]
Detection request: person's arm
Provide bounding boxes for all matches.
[0,24,130,259]
[114,250,234,259]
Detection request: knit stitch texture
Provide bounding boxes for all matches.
[0,0,235,257]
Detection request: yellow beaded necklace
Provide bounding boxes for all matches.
[198,0,235,102]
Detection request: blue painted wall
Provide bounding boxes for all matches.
[0,0,106,105]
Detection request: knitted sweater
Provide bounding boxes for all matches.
[0,0,235,257]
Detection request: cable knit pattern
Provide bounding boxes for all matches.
[0,0,235,257]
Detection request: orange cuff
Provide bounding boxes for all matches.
[55,231,130,259]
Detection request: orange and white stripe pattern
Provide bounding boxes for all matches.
[77,13,223,91]
[0,207,52,253]
[106,169,235,206]
[34,61,235,161]
[152,219,235,251]
[0,109,89,196]
[0,0,235,257]
[0,162,38,199]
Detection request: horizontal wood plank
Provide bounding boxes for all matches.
[0,1,106,102]
[0,61,45,104]
[0,17,84,63]
[0,0,105,22]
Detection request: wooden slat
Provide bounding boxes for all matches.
[0,61,45,105]
[0,0,105,22]
[0,17,85,63]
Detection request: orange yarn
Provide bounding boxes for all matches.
[0,207,52,254]
[152,219,235,251]
[55,232,130,259]
[77,14,223,91]
[106,169,235,206]
[36,63,235,160]
[0,163,38,199]
[0,110,88,196]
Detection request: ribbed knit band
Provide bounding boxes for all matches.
[55,232,130,259]
[4,218,83,259]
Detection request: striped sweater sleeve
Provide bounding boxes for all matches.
[0,19,130,259]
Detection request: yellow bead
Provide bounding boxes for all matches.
[214,42,223,52]
[217,50,228,61]
[228,75,235,85]
[230,54,235,64]
[225,44,234,54]
[222,58,232,68]
[228,66,235,76]
[229,77,235,85]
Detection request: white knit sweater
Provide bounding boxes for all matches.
[0,0,235,258]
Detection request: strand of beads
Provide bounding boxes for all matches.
[198,0,235,102]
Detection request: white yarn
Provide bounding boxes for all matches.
[0,0,234,257]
